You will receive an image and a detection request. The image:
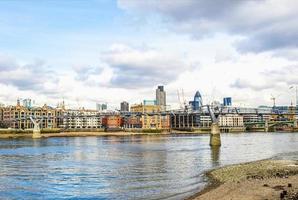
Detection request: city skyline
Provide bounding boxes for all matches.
[1,0,298,109]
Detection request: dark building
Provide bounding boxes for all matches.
[120,101,129,112]
[189,91,203,111]
[223,97,232,106]
[156,85,166,110]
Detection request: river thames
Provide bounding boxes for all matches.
[0,133,298,199]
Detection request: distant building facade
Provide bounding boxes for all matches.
[62,109,103,129]
[2,101,61,129]
[131,103,161,113]
[120,101,129,112]
[102,115,123,129]
[219,114,243,127]
[189,91,203,111]
[223,97,232,106]
[156,86,166,110]
[96,103,107,111]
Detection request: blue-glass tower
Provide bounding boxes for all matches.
[189,91,203,111]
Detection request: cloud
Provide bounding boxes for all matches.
[101,44,195,88]
[231,65,298,91]
[0,55,59,93]
[118,0,298,54]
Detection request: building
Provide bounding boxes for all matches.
[2,101,60,129]
[120,101,129,112]
[22,98,32,109]
[243,114,271,123]
[96,103,107,111]
[0,106,4,127]
[102,115,123,129]
[189,91,203,111]
[156,85,166,110]
[123,115,142,128]
[170,113,210,129]
[219,114,244,127]
[131,103,161,113]
[62,109,102,129]
[223,97,232,106]
[141,114,170,129]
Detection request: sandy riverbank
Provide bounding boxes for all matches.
[0,131,172,139]
[191,159,298,200]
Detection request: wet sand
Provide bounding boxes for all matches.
[192,160,298,200]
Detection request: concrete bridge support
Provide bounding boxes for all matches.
[294,120,298,128]
[30,117,42,139]
[210,123,221,146]
[264,120,269,132]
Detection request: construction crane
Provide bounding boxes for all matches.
[270,94,276,108]
[177,89,188,110]
[270,94,281,108]
[177,89,182,109]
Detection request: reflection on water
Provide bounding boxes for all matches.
[211,146,221,167]
[0,133,298,199]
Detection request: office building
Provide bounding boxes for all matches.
[96,103,107,111]
[223,97,232,106]
[22,98,32,109]
[189,91,203,111]
[156,86,166,110]
[120,101,129,112]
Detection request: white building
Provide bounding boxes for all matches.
[62,109,103,129]
[219,114,244,127]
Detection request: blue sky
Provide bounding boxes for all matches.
[0,0,298,109]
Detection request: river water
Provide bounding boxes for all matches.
[0,132,298,200]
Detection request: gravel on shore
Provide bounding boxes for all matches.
[191,160,298,200]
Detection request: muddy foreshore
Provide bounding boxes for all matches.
[190,159,298,200]
[0,131,173,139]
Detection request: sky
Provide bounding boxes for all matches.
[0,0,298,109]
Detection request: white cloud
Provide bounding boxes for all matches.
[101,43,195,88]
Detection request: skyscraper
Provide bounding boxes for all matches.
[223,97,232,106]
[120,101,129,112]
[156,85,166,110]
[96,103,107,111]
[189,91,203,111]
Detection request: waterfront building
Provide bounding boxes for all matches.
[242,114,271,123]
[170,113,210,129]
[189,91,203,111]
[219,114,243,127]
[156,85,166,111]
[171,113,244,129]
[200,115,212,127]
[0,106,3,124]
[120,101,129,112]
[223,97,232,106]
[102,115,123,129]
[62,109,103,129]
[2,101,59,129]
[141,114,170,129]
[123,115,142,128]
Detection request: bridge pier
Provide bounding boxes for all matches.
[30,117,42,139]
[264,120,269,132]
[210,123,221,146]
[294,120,298,128]
[32,129,42,139]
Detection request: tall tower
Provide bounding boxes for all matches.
[156,85,166,111]
[189,91,203,111]
[120,101,129,112]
